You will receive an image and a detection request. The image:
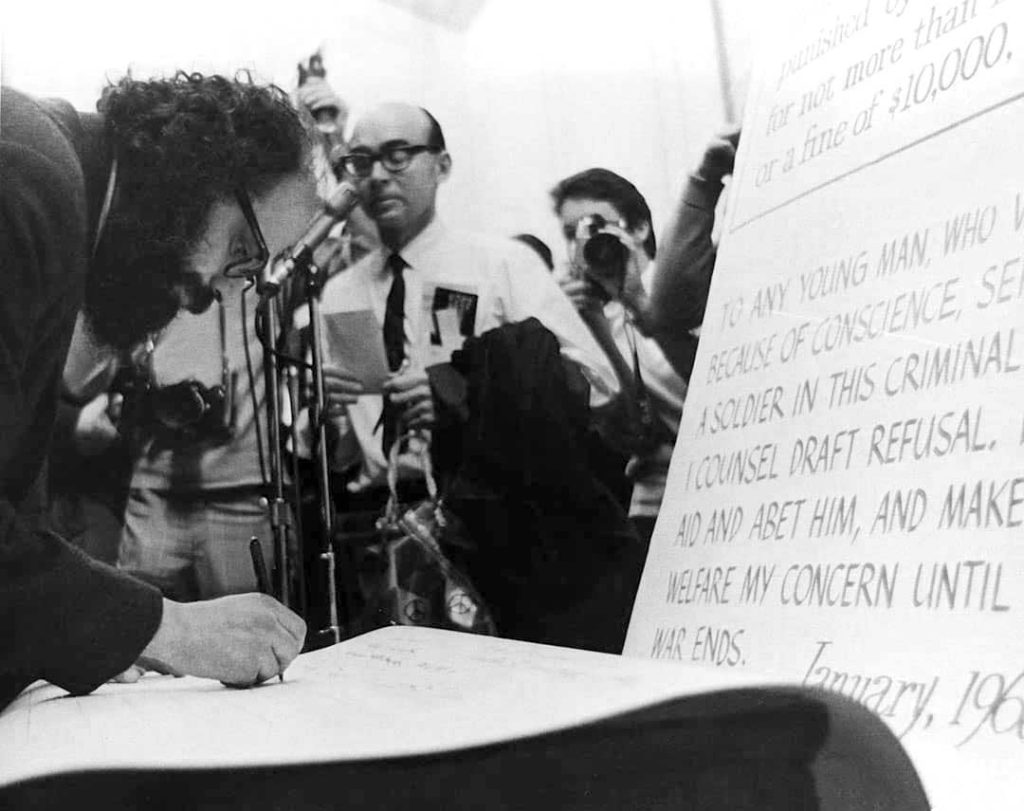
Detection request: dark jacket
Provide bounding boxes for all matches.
[438,318,645,653]
[0,88,161,709]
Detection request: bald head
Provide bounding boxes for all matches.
[346,103,451,250]
[351,103,445,150]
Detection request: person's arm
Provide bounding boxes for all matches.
[293,76,348,145]
[49,313,122,460]
[558,276,636,391]
[0,128,163,706]
[293,77,349,199]
[626,127,740,375]
[0,104,305,709]
[0,295,161,703]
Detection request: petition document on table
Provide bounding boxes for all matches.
[0,627,770,788]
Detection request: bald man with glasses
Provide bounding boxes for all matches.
[310,102,618,503]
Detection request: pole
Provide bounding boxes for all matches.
[260,296,292,608]
[303,264,342,647]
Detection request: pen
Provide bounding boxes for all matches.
[249,537,284,683]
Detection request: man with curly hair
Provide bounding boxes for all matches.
[0,73,311,708]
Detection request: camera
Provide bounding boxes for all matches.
[149,378,235,442]
[112,366,236,444]
[298,51,340,135]
[574,214,630,302]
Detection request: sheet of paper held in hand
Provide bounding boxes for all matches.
[321,309,391,393]
[0,627,773,789]
[624,0,1024,807]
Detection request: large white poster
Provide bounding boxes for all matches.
[625,0,1024,805]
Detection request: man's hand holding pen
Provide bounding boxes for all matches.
[117,595,306,688]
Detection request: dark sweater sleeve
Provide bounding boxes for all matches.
[0,91,162,709]
[647,175,723,334]
[0,508,162,701]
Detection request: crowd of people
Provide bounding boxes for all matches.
[0,66,737,707]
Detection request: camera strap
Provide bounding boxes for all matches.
[623,322,662,444]
[218,294,235,426]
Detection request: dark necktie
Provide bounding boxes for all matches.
[382,253,406,455]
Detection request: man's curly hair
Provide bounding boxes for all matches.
[86,71,309,349]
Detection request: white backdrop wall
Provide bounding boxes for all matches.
[2,0,793,263]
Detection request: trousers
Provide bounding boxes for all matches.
[117,486,275,601]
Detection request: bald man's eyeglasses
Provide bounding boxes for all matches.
[338,144,440,179]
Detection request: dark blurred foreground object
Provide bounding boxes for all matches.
[433,319,648,653]
[2,681,928,810]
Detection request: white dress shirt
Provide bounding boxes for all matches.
[312,216,619,491]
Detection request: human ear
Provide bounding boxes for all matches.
[436,151,453,183]
[631,220,651,247]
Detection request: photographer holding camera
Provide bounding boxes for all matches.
[552,169,687,545]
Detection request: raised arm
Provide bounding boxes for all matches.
[627,127,740,377]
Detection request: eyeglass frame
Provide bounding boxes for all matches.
[337,143,442,179]
[224,186,271,279]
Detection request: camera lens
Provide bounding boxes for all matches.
[153,381,209,430]
[582,233,629,282]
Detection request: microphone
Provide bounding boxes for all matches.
[259,181,360,296]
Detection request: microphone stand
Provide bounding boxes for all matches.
[258,293,294,610]
[301,261,342,647]
[259,258,341,648]
[284,365,308,619]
